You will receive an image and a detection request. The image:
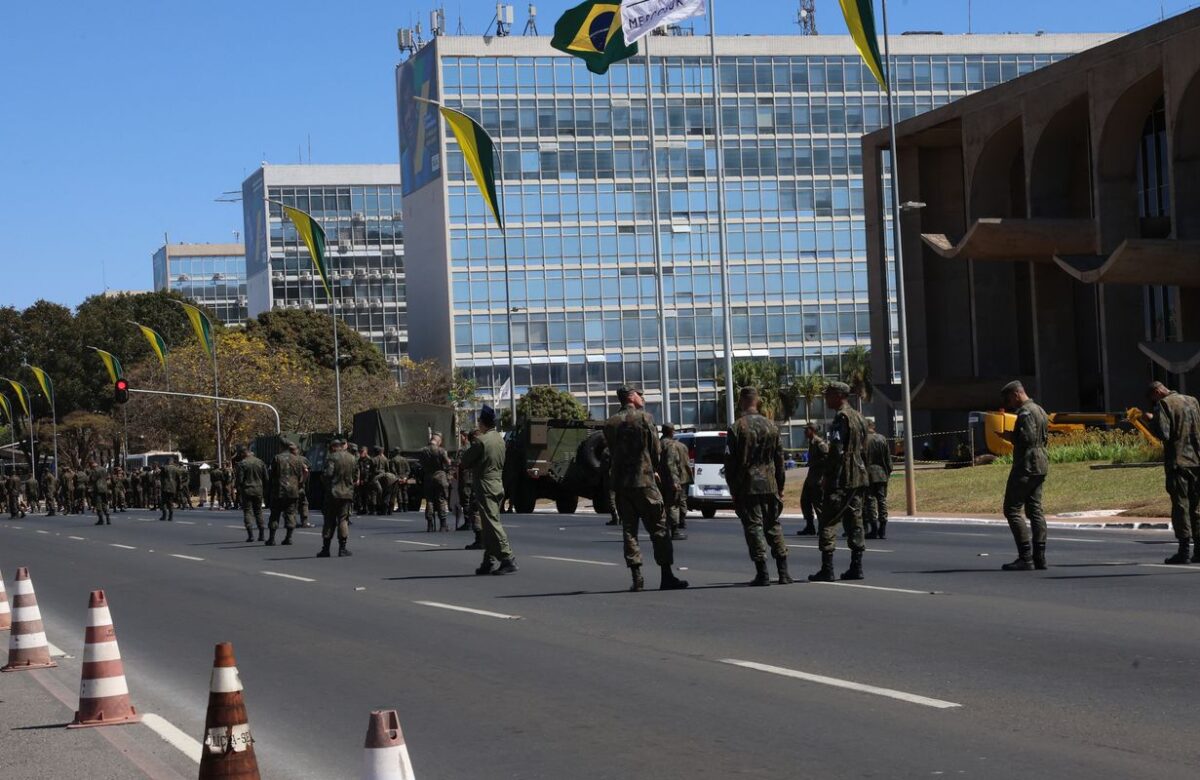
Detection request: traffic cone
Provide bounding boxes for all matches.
[362,709,416,780]
[0,568,11,631]
[1,567,56,672]
[69,590,140,728]
[199,642,260,779]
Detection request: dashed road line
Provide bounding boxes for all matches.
[811,581,942,595]
[533,555,618,567]
[110,543,137,550]
[261,571,316,582]
[175,520,196,525]
[68,535,86,540]
[1140,563,1200,572]
[788,544,894,553]
[36,529,50,535]
[414,601,522,620]
[142,713,203,764]
[169,554,205,562]
[719,659,961,709]
[395,540,442,547]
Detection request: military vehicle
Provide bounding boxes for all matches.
[505,419,606,514]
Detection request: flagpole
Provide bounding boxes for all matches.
[212,341,223,467]
[642,36,673,424]
[331,281,344,433]
[880,0,917,515]
[496,138,518,426]
[706,2,736,424]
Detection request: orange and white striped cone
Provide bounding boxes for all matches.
[0,568,11,631]
[199,642,260,779]
[362,709,416,780]
[69,590,140,728]
[1,567,56,672]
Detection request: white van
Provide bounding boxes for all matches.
[674,431,732,518]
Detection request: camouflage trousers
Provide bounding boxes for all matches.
[1166,467,1200,542]
[663,483,688,533]
[818,488,866,554]
[734,495,787,562]
[424,480,449,525]
[477,487,512,565]
[323,497,352,543]
[863,482,889,533]
[800,478,823,528]
[616,486,673,569]
[269,497,298,532]
[1003,474,1046,547]
[242,495,264,530]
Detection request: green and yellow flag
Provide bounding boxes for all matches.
[89,347,124,384]
[177,301,216,358]
[418,98,504,231]
[551,1,638,75]
[281,205,331,298]
[839,0,888,90]
[130,321,169,370]
[0,393,10,424]
[5,379,30,416]
[28,366,53,404]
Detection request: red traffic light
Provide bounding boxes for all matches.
[116,379,128,391]
[114,379,129,404]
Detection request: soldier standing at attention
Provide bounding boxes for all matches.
[603,386,688,593]
[418,433,452,532]
[6,470,22,518]
[809,381,869,582]
[41,468,58,516]
[58,467,74,514]
[659,424,691,541]
[297,451,313,527]
[72,466,88,513]
[725,388,790,586]
[389,448,410,513]
[112,468,128,512]
[797,424,827,536]
[461,406,517,574]
[267,442,304,546]
[87,459,111,526]
[998,380,1050,571]
[235,446,268,542]
[1145,381,1200,565]
[176,463,191,510]
[24,470,40,514]
[209,464,226,511]
[318,439,355,558]
[863,421,893,540]
[157,460,177,522]
[354,447,372,515]
[368,446,389,516]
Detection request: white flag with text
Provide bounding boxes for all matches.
[620,0,707,44]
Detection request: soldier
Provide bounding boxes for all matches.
[354,447,372,515]
[660,424,692,541]
[603,385,688,592]
[317,439,355,558]
[235,446,268,542]
[56,467,72,514]
[267,442,304,546]
[177,464,193,510]
[1145,381,1200,565]
[388,448,410,513]
[297,451,313,527]
[461,406,517,574]
[157,460,177,521]
[209,463,226,511]
[418,433,452,532]
[23,469,40,514]
[41,467,58,516]
[998,380,1050,571]
[112,468,128,512]
[368,446,389,516]
[725,388,790,586]
[142,467,157,511]
[87,458,112,526]
[459,432,485,549]
[72,466,88,513]
[863,421,893,540]
[808,381,869,582]
[0,470,11,518]
[796,424,826,536]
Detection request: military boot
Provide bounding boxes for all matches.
[775,557,794,585]
[464,531,484,550]
[671,529,688,541]
[797,522,816,536]
[1164,541,1191,565]
[94,517,104,526]
[605,515,619,526]
[316,541,331,558]
[877,520,888,540]
[493,557,518,575]
[245,529,255,543]
[808,551,836,582]
[840,550,864,581]
[659,566,689,590]
[747,559,771,587]
[281,529,294,546]
[1001,544,1034,571]
[257,527,265,542]
[338,543,352,557]
[426,518,435,533]
[475,559,495,575]
[1033,543,1048,570]
[265,529,277,546]
[105,513,112,525]
[439,517,450,532]
[629,565,644,592]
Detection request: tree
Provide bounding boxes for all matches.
[500,386,588,428]
[56,411,119,469]
[790,373,827,422]
[244,309,390,377]
[396,358,478,427]
[841,346,873,407]
[718,360,788,422]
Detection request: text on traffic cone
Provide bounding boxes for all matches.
[362,709,416,780]
[2,567,56,672]
[199,641,260,779]
[69,590,140,728]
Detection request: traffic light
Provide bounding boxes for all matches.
[114,379,129,405]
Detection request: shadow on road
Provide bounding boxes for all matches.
[384,574,479,580]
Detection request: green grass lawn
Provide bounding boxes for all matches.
[783,461,1171,518]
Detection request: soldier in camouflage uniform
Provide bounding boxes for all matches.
[725,388,790,586]
[999,380,1050,571]
[458,432,485,548]
[797,424,827,536]
[809,381,869,582]
[87,459,112,526]
[267,442,305,546]
[863,421,893,540]
[209,464,226,510]
[297,452,313,527]
[72,466,88,513]
[41,468,58,516]
[1146,381,1200,565]
[318,439,355,558]
[58,467,74,514]
[112,468,128,512]
[354,448,372,515]
[235,446,268,542]
[660,424,691,540]
[603,386,688,592]
[367,446,389,516]
[461,407,517,574]
[23,470,40,514]
[5,470,22,518]
[418,433,452,532]
[157,462,177,522]
[389,448,410,513]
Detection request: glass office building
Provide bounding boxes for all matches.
[398,33,1111,436]
[242,164,408,372]
[152,243,248,325]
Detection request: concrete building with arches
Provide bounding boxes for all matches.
[863,11,1200,436]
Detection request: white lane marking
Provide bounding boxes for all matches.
[1049,536,1115,544]
[414,601,522,620]
[169,554,205,562]
[812,582,942,596]
[68,535,86,540]
[261,571,316,582]
[48,642,69,658]
[719,659,961,709]
[142,713,203,764]
[395,540,442,547]
[929,531,997,538]
[36,530,50,535]
[533,555,619,567]
[788,544,894,554]
[1140,563,1200,572]
[110,543,137,550]
[175,520,195,525]
[224,524,244,529]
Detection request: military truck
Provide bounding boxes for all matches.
[251,432,336,508]
[505,419,606,514]
[352,403,459,511]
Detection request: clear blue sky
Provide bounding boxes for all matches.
[0,0,1185,309]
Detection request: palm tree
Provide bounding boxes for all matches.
[841,346,873,410]
[790,373,827,422]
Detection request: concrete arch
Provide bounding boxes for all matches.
[1172,69,1200,239]
[1029,96,1092,218]
[968,118,1026,219]
[1095,69,1165,247]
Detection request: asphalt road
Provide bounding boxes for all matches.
[1,505,1197,779]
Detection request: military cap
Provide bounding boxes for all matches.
[825,380,851,395]
[479,405,497,426]
[739,386,759,400]
[347,443,359,453]
[662,423,675,436]
[331,438,345,447]
[432,431,443,439]
[616,384,642,402]
[1000,380,1024,396]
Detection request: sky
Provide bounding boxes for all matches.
[0,0,1188,310]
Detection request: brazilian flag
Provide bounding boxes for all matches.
[838,0,888,90]
[281,205,332,299]
[551,1,638,75]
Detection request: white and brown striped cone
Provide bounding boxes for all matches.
[68,590,140,728]
[363,709,416,780]
[1,567,56,672]
[0,567,11,631]
[199,641,260,779]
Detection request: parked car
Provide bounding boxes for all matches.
[674,431,732,519]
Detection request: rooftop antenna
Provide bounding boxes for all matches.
[495,3,514,36]
[797,0,817,35]
[456,2,466,34]
[397,27,417,56]
[523,4,538,35]
[431,7,445,36]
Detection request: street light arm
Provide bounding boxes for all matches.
[126,388,281,435]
